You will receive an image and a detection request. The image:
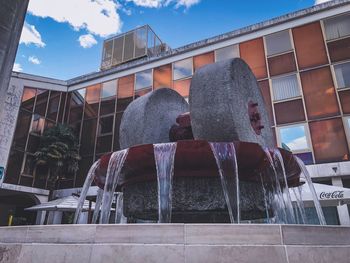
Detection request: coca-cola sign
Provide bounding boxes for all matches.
[319,191,344,199]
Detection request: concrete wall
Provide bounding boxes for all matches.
[0,224,349,263]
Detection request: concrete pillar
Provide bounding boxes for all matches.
[332,177,350,225]
[0,0,29,116]
[0,0,29,186]
[35,211,47,225]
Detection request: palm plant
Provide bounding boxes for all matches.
[34,124,81,190]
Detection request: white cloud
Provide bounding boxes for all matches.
[28,56,41,65]
[28,0,122,37]
[20,22,46,47]
[174,0,200,8]
[286,136,308,151]
[78,34,98,48]
[314,0,331,5]
[126,0,200,8]
[126,0,163,8]
[13,63,23,72]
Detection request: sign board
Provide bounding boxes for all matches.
[0,167,4,180]
[319,191,344,199]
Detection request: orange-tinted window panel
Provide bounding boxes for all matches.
[153,64,172,89]
[268,52,296,76]
[194,52,214,71]
[339,89,350,114]
[300,66,340,120]
[309,118,349,163]
[327,37,350,63]
[258,80,274,126]
[274,99,305,125]
[292,22,328,70]
[135,87,152,98]
[85,84,101,103]
[240,38,267,79]
[117,75,134,99]
[173,78,191,97]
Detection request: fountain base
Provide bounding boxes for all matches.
[0,224,349,262]
[123,177,270,223]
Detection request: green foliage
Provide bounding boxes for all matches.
[34,124,81,189]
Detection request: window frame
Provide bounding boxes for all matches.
[135,69,153,91]
[276,123,312,154]
[270,73,302,102]
[173,57,194,81]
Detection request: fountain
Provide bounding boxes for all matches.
[74,58,324,225]
[2,58,349,263]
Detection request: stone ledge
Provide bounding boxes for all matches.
[0,224,349,246]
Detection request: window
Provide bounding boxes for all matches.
[215,45,239,62]
[265,30,292,56]
[31,114,45,134]
[101,40,113,69]
[98,115,114,135]
[271,74,300,101]
[173,58,193,80]
[334,62,350,89]
[135,69,152,90]
[277,124,310,152]
[101,80,117,99]
[324,13,350,41]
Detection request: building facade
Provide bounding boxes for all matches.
[1,0,350,225]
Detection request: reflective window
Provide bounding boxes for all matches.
[271,74,300,101]
[135,69,152,90]
[21,87,36,111]
[215,45,239,62]
[334,62,350,89]
[265,30,292,56]
[101,39,113,69]
[98,115,114,135]
[153,64,172,89]
[85,85,101,103]
[31,114,45,135]
[278,124,310,152]
[23,154,35,176]
[173,58,193,80]
[194,52,214,71]
[101,80,117,99]
[324,13,350,40]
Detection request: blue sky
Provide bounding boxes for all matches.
[14,0,327,80]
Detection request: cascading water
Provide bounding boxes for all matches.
[74,160,100,224]
[92,188,103,224]
[273,149,297,224]
[153,143,177,223]
[115,192,124,224]
[259,173,270,223]
[100,149,129,224]
[209,142,240,223]
[263,149,288,224]
[295,157,326,225]
[291,186,307,224]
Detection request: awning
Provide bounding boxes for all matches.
[25,195,95,212]
[290,183,350,207]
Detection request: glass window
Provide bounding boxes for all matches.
[265,30,292,56]
[31,114,45,135]
[240,38,267,79]
[123,32,135,62]
[215,45,239,62]
[135,69,152,90]
[334,62,350,89]
[173,58,193,80]
[101,80,117,99]
[194,52,214,71]
[278,124,310,152]
[153,64,172,89]
[271,74,300,101]
[101,39,113,69]
[21,87,36,112]
[324,13,350,41]
[134,26,147,58]
[98,115,114,135]
[22,154,35,176]
[112,36,124,66]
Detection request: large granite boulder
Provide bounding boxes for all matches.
[189,58,274,148]
[119,88,189,149]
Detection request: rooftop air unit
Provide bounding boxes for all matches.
[100,25,169,70]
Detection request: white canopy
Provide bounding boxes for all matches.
[290,183,350,207]
[25,195,95,212]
